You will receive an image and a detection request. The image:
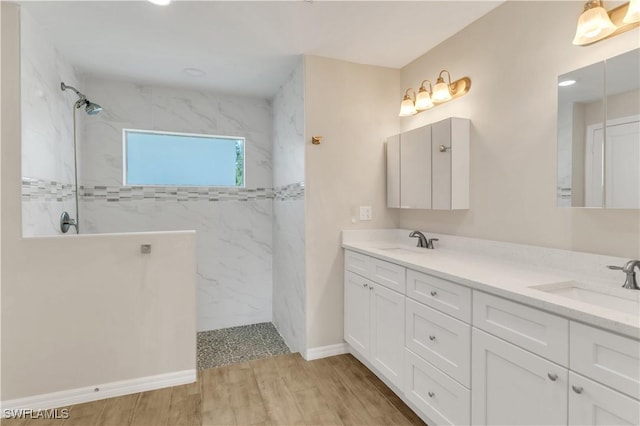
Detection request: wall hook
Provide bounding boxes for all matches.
[312,136,323,145]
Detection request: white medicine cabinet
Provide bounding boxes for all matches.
[387,117,470,210]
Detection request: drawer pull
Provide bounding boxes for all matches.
[363,283,368,288]
[572,385,583,394]
[429,335,437,341]
[369,286,373,291]
[430,291,437,296]
[428,391,435,398]
[547,373,558,381]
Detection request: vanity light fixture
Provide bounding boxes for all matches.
[573,1,640,45]
[399,89,418,117]
[432,70,454,102]
[415,80,434,111]
[398,70,471,117]
[148,0,171,5]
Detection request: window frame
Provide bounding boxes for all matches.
[122,128,246,188]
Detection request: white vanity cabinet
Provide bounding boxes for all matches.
[386,117,469,210]
[471,291,640,426]
[343,248,640,426]
[343,252,406,390]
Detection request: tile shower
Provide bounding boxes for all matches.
[20,6,307,357]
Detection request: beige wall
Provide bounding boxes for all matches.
[304,56,400,348]
[398,1,640,258]
[2,3,196,401]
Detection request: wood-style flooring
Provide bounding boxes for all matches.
[2,353,426,426]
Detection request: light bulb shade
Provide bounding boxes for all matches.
[623,0,640,23]
[399,97,417,117]
[573,5,617,45]
[432,81,452,102]
[415,89,434,110]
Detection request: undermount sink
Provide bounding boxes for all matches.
[531,281,640,317]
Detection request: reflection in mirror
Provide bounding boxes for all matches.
[557,61,605,207]
[604,49,639,209]
[557,48,640,209]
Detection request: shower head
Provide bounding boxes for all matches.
[84,101,103,115]
[61,82,102,115]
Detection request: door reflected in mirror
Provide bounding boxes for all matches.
[557,48,640,209]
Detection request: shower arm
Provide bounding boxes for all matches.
[61,82,87,102]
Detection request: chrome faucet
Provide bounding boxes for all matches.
[409,231,439,249]
[607,260,640,290]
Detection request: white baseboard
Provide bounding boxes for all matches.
[1,369,196,411]
[303,342,349,361]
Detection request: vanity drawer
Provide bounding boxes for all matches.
[344,250,370,277]
[404,348,470,426]
[473,291,569,365]
[369,257,406,294]
[570,322,640,400]
[407,269,471,323]
[406,299,471,387]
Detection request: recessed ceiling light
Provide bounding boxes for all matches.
[558,79,577,87]
[183,68,206,77]
[148,0,171,6]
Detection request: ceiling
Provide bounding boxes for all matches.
[21,1,503,98]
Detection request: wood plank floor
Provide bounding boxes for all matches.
[3,354,426,426]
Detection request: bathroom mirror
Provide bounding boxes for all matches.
[557,48,640,209]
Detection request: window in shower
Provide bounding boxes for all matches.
[123,129,245,187]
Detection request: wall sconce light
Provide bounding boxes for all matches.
[573,0,640,46]
[399,89,418,117]
[415,80,434,111]
[398,70,471,117]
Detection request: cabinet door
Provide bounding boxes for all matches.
[370,283,405,390]
[344,271,370,357]
[569,372,640,426]
[386,135,401,208]
[431,119,452,210]
[432,117,470,210]
[472,329,568,426]
[400,125,431,209]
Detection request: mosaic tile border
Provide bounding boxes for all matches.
[22,177,275,202]
[80,185,274,202]
[21,177,75,202]
[274,182,305,201]
[22,178,306,202]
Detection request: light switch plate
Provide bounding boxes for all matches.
[359,206,372,221]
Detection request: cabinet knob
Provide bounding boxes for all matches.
[547,373,558,381]
[369,286,373,291]
[429,335,436,341]
[428,391,435,398]
[439,145,450,153]
[430,291,438,297]
[364,283,368,288]
[572,385,583,394]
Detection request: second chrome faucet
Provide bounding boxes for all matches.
[409,231,439,249]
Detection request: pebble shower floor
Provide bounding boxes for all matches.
[196,322,291,370]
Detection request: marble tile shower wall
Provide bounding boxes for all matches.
[80,76,274,332]
[272,59,307,354]
[20,9,84,237]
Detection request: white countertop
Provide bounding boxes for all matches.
[342,230,640,339]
